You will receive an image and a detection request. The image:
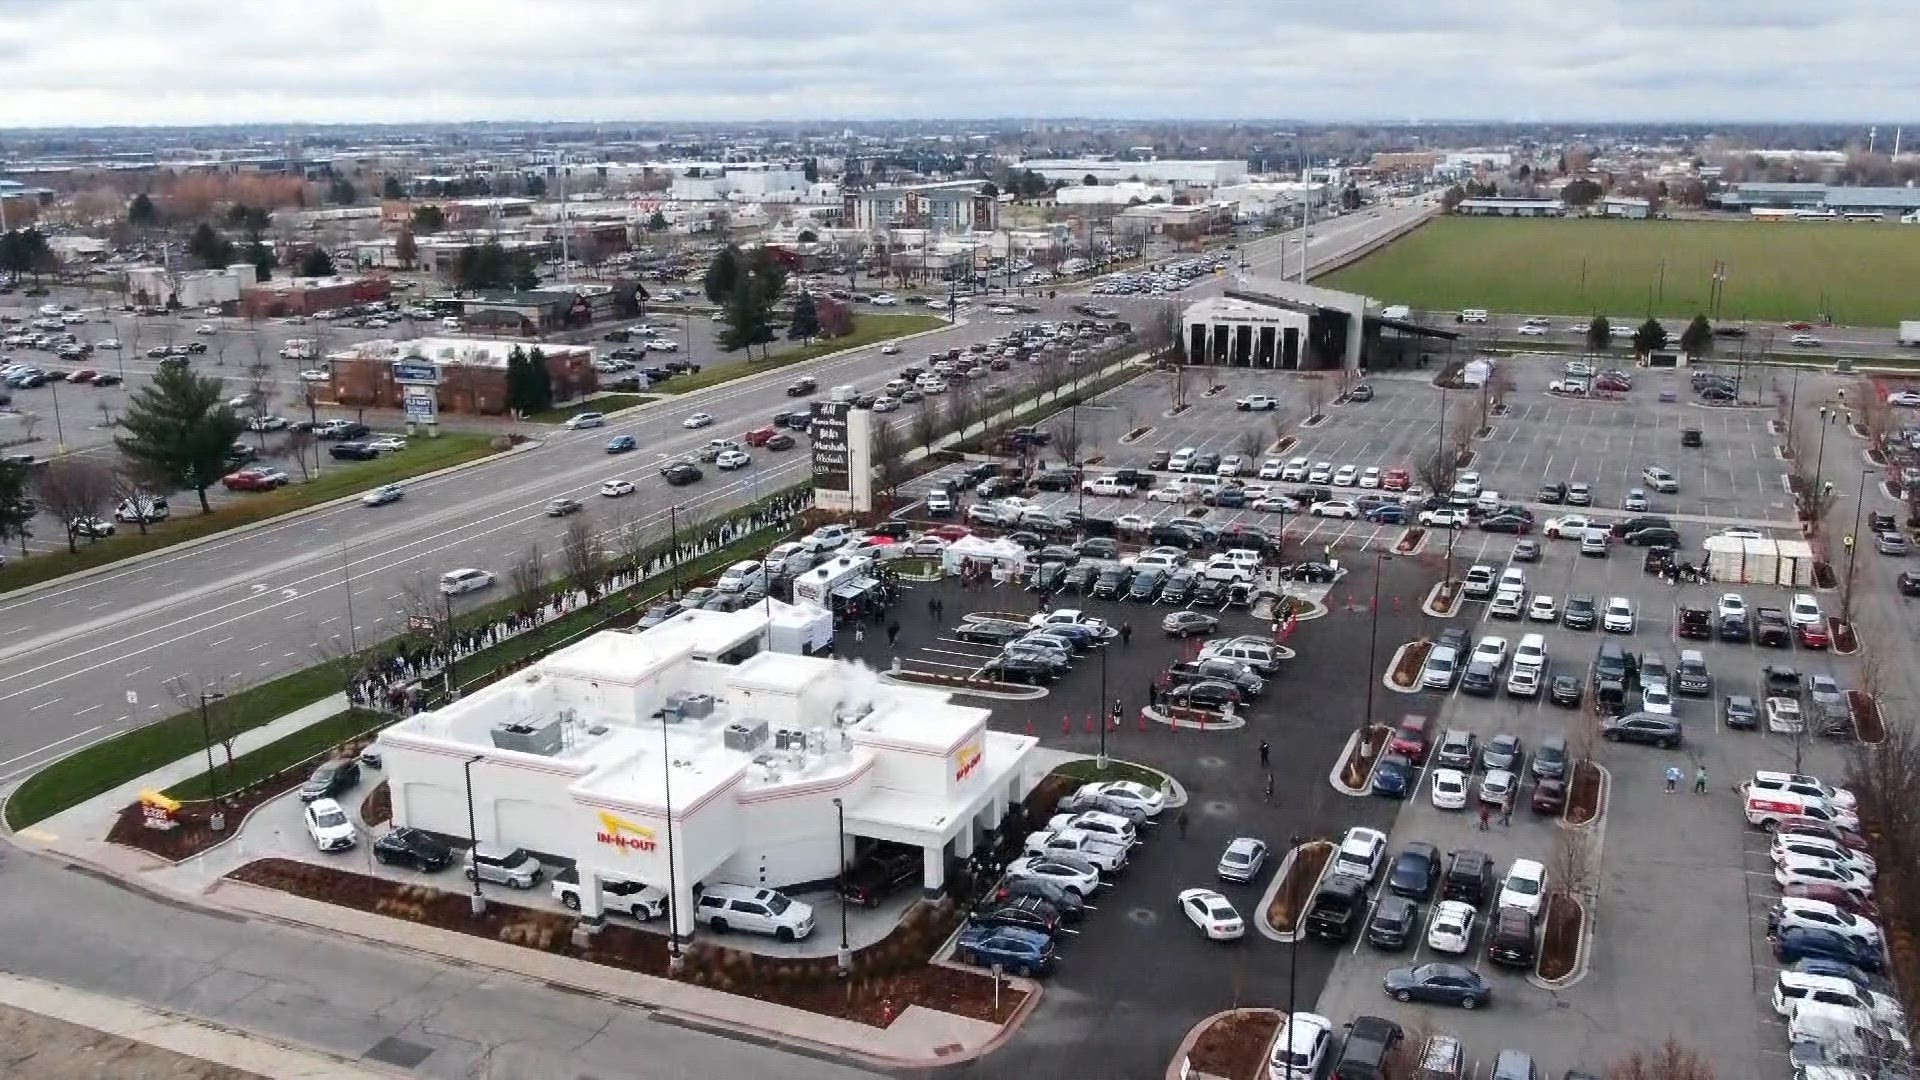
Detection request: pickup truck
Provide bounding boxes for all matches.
[1755,608,1793,648]
[552,867,668,921]
[1236,394,1280,411]
[1165,657,1265,698]
[838,843,922,908]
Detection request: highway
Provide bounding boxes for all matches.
[1419,309,1920,362]
[0,199,1435,777]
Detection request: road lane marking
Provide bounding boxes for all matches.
[0,726,101,770]
[28,698,59,710]
[73,703,102,716]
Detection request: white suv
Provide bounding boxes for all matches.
[694,884,816,942]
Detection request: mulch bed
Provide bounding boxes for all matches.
[1339,724,1390,790]
[1473,425,1493,439]
[1454,449,1476,469]
[1849,690,1886,743]
[1829,617,1857,652]
[1431,580,1462,615]
[1120,426,1154,443]
[1539,892,1584,981]
[1265,842,1332,935]
[1393,528,1425,555]
[1169,404,1192,416]
[361,781,392,827]
[1188,1009,1282,1080]
[1389,640,1431,688]
[227,858,1024,1028]
[1814,563,1839,589]
[1566,760,1603,825]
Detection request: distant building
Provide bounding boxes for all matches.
[842,180,998,234]
[1020,159,1247,192]
[326,336,596,416]
[1599,197,1651,219]
[1715,182,1920,214]
[241,275,391,318]
[1455,198,1565,218]
[125,265,248,309]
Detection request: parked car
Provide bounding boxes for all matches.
[1383,963,1491,1009]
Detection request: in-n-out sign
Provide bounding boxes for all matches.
[954,743,983,783]
[595,811,659,854]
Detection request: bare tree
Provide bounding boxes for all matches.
[870,421,908,507]
[94,397,116,430]
[34,457,116,552]
[1856,377,1893,458]
[392,572,446,647]
[285,428,315,481]
[1269,412,1293,454]
[1603,1037,1717,1080]
[19,412,42,442]
[1415,447,1457,496]
[1302,373,1327,421]
[1235,428,1267,463]
[1050,409,1085,469]
[1167,360,1190,413]
[1551,823,1598,900]
[911,398,941,452]
[509,542,546,614]
[108,461,168,537]
[610,509,649,580]
[243,359,279,451]
[165,671,241,797]
[1448,396,1477,457]
[561,519,605,600]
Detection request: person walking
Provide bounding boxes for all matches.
[854,624,866,645]
[1500,799,1512,827]
[1694,765,1709,794]
[1177,809,1189,839]
[886,620,900,647]
[1120,621,1133,646]
[1264,771,1275,803]
[1665,765,1681,793]
[1258,740,1270,768]
[1477,802,1490,831]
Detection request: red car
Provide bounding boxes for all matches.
[1784,321,1814,331]
[222,468,285,492]
[1381,467,1411,492]
[1780,882,1880,922]
[930,524,972,542]
[65,368,99,383]
[1795,621,1830,649]
[1387,714,1430,762]
[1595,376,1632,393]
[744,426,777,447]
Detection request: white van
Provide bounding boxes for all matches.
[1201,638,1280,676]
[694,883,815,942]
[830,384,857,402]
[440,316,462,331]
[1745,788,1853,831]
[1460,309,1489,323]
[1202,553,1254,583]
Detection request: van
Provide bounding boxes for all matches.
[830,384,856,402]
[694,883,816,942]
[926,488,955,516]
[1745,788,1843,830]
[1201,639,1280,676]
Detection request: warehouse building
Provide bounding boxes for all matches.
[375,611,1038,934]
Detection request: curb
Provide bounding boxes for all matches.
[1381,641,1424,695]
[1560,761,1612,832]
[1164,1007,1282,1080]
[1421,579,1461,618]
[1528,892,1595,990]
[1392,528,1429,556]
[0,439,538,603]
[1255,841,1333,943]
[1049,754,1190,811]
[1141,705,1247,731]
[1327,727,1376,797]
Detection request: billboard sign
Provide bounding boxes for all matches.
[402,388,438,425]
[810,401,851,493]
[391,359,440,385]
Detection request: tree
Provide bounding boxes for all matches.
[788,290,821,342]
[562,519,606,600]
[0,457,36,556]
[980,180,999,198]
[504,346,539,416]
[720,280,775,355]
[1633,317,1669,357]
[1082,173,1100,186]
[796,228,818,244]
[0,228,54,280]
[1679,314,1713,357]
[704,244,742,303]
[410,204,446,234]
[1415,446,1457,495]
[452,242,536,291]
[646,209,669,232]
[743,245,789,301]
[526,347,554,411]
[1561,178,1604,207]
[394,227,418,269]
[34,458,115,552]
[802,158,819,183]
[380,177,405,200]
[115,363,246,514]
[128,192,158,227]
[185,222,235,269]
[870,421,908,507]
[1439,185,1466,212]
[328,176,356,205]
[1604,1037,1717,1080]
[524,174,547,200]
[817,298,853,338]
[1586,316,1611,352]
[298,247,337,278]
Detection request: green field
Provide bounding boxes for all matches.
[1322,217,1920,326]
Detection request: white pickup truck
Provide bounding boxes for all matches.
[1236,394,1281,412]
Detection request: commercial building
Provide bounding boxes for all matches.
[668,163,810,202]
[240,274,392,318]
[1455,198,1565,218]
[1021,159,1248,192]
[124,265,247,309]
[1181,278,1456,372]
[842,180,998,234]
[1599,196,1652,219]
[1053,182,1173,207]
[1714,182,1920,215]
[375,611,1039,931]
[326,335,595,416]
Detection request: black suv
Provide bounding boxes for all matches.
[1332,1015,1403,1080]
[1486,907,1536,968]
[372,827,451,872]
[661,462,703,485]
[298,758,361,802]
[1305,876,1368,943]
[1601,711,1683,748]
[839,843,920,908]
[1440,849,1495,906]
[1563,595,1598,630]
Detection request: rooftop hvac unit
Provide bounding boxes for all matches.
[490,716,564,755]
[665,691,715,719]
[724,720,770,754]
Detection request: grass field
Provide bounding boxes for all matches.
[0,432,500,594]
[661,313,946,394]
[524,393,652,425]
[1322,217,1920,327]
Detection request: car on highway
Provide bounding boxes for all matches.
[716,449,752,470]
[360,484,403,507]
[564,412,606,429]
[606,434,637,454]
[682,412,715,429]
[600,479,636,498]
[544,497,583,517]
[661,461,702,485]
[438,568,496,595]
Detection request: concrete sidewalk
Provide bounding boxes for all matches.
[0,971,406,1079]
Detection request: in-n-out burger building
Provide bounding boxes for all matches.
[376,617,1038,931]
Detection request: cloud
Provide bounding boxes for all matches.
[0,0,1906,126]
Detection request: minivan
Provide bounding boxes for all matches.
[695,883,816,942]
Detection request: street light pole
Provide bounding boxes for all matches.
[663,717,684,975]
[47,376,66,453]
[1364,552,1390,725]
[668,505,682,599]
[199,690,227,829]
[443,591,458,699]
[1285,830,1300,1042]
[833,797,851,976]
[462,754,486,916]
[1097,646,1109,771]
[1843,468,1877,621]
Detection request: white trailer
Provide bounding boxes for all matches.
[1773,538,1815,588]
[1900,321,1920,347]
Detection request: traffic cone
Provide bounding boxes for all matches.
[1139,710,1148,732]
[1026,717,1034,737]
[1085,713,1096,733]
[1062,713,1071,735]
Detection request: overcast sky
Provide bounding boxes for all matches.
[2,0,1914,128]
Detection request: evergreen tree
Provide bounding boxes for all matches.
[381,177,405,200]
[789,290,821,342]
[298,247,336,277]
[1586,316,1611,352]
[0,457,35,556]
[185,222,235,269]
[114,363,245,514]
[526,347,554,412]
[647,210,668,232]
[504,346,536,415]
[703,244,742,303]
[394,227,418,269]
[1679,314,1714,357]
[1633,317,1669,357]
[128,192,158,227]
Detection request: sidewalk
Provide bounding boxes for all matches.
[0,971,406,1079]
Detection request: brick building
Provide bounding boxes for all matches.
[241,274,392,317]
[326,336,596,416]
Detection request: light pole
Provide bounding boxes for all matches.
[1363,552,1392,726]
[1096,645,1110,770]
[442,591,459,699]
[199,690,227,830]
[663,716,684,975]
[47,375,66,453]
[462,754,485,916]
[1842,468,1877,621]
[667,504,683,599]
[833,797,851,976]
[1285,831,1300,1042]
